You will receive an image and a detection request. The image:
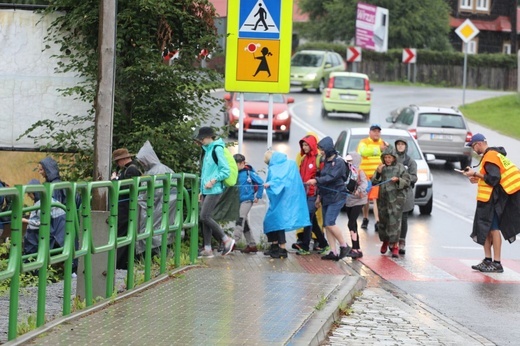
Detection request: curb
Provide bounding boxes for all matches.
[287,264,367,346]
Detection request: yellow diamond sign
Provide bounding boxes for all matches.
[455,19,479,43]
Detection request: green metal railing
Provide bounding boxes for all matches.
[0,173,199,341]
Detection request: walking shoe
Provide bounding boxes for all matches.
[242,245,258,254]
[479,262,504,273]
[471,259,492,271]
[264,243,278,256]
[319,246,331,255]
[374,222,379,232]
[222,239,235,256]
[296,248,311,256]
[380,241,389,254]
[313,244,323,252]
[271,247,288,259]
[361,218,369,229]
[197,249,215,259]
[291,241,303,250]
[349,249,363,259]
[398,239,406,255]
[321,251,339,261]
[339,245,352,259]
[391,246,399,258]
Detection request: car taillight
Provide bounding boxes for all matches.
[325,77,334,98]
[408,129,417,139]
[365,79,371,101]
[466,131,473,143]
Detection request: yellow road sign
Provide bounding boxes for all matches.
[455,19,479,43]
[225,0,293,93]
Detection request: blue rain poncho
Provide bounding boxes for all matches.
[263,152,311,233]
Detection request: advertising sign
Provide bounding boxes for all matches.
[355,2,389,53]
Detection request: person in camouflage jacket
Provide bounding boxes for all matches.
[371,146,411,258]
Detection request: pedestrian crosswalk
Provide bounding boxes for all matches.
[358,256,520,283]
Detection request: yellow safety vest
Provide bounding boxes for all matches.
[477,150,520,202]
[357,137,384,179]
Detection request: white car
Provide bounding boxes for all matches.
[335,127,434,215]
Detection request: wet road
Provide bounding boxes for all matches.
[210,85,519,345]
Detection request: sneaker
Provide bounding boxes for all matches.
[242,245,258,254]
[374,222,379,232]
[391,246,399,258]
[321,251,338,261]
[349,249,363,259]
[222,239,235,256]
[479,261,504,273]
[339,245,352,259]
[271,247,288,259]
[313,244,323,252]
[471,259,492,271]
[398,239,406,255]
[291,241,303,250]
[380,241,389,254]
[264,243,278,256]
[71,272,78,279]
[361,218,369,229]
[319,246,331,255]
[198,249,215,259]
[296,249,311,256]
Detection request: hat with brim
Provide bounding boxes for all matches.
[112,148,133,161]
[466,133,486,147]
[193,126,215,141]
[370,124,382,131]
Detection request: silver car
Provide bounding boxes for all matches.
[386,105,473,169]
[335,128,434,215]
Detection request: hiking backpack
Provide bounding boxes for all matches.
[211,144,238,187]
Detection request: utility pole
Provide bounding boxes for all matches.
[93,0,117,210]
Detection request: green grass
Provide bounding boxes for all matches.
[460,94,520,139]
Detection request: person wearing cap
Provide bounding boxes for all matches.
[232,154,264,254]
[462,133,520,273]
[344,153,368,259]
[394,138,418,255]
[357,124,388,231]
[111,148,143,269]
[192,126,235,258]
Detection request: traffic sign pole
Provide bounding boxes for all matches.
[463,43,468,106]
[455,19,479,106]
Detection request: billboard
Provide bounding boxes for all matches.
[355,2,389,53]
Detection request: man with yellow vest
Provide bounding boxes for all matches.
[462,133,520,273]
[357,124,389,231]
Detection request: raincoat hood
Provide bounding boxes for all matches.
[394,138,409,154]
[39,157,60,182]
[269,151,287,166]
[380,145,398,164]
[317,136,337,158]
[136,140,174,175]
[299,134,319,157]
[348,152,362,169]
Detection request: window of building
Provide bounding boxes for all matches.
[460,0,473,10]
[476,0,490,11]
[503,43,511,54]
[465,39,478,54]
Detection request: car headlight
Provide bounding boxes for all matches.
[277,110,289,120]
[305,73,317,81]
[231,107,240,117]
[417,169,430,182]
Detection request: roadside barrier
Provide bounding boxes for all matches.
[0,173,199,341]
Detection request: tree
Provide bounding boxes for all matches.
[20,0,223,180]
[295,0,452,51]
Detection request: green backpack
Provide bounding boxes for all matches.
[211,144,238,187]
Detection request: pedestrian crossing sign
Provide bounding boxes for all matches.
[225,0,292,93]
[239,0,280,39]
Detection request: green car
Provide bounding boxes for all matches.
[321,72,372,121]
[290,50,346,93]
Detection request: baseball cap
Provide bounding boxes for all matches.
[370,124,381,131]
[193,126,215,141]
[466,133,486,147]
